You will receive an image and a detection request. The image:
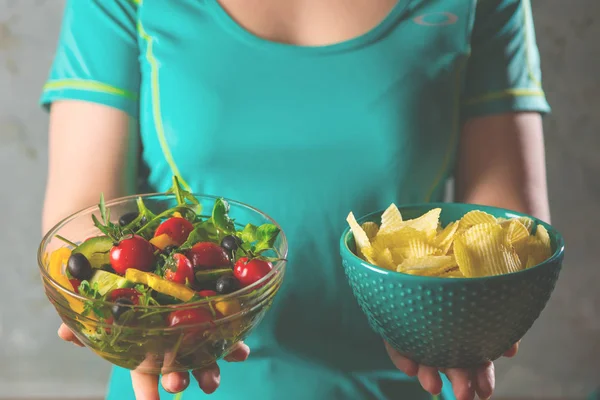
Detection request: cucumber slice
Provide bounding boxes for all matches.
[89,270,134,296]
[73,236,113,269]
[195,268,232,282]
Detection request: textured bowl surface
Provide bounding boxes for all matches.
[340,203,564,368]
[39,193,287,374]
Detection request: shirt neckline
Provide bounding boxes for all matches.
[209,0,415,55]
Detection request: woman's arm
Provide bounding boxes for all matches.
[42,100,138,233]
[455,112,550,223]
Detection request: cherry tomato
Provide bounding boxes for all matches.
[197,290,217,297]
[154,217,194,246]
[69,279,82,294]
[167,308,215,338]
[108,288,141,305]
[164,253,195,285]
[110,235,155,275]
[104,316,114,334]
[186,242,230,270]
[234,257,273,287]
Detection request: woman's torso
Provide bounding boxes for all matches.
[111,0,474,398]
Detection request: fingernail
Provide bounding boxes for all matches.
[164,374,178,393]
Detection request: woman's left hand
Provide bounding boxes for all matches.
[384,341,520,400]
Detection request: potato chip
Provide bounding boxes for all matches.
[361,221,380,240]
[459,210,497,230]
[400,208,442,238]
[373,226,425,250]
[535,225,551,248]
[347,204,552,279]
[379,204,403,234]
[504,219,530,246]
[391,238,441,261]
[438,268,464,278]
[516,236,551,268]
[454,223,522,277]
[398,255,456,270]
[433,221,459,255]
[346,212,376,264]
[502,216,535,232]
[375,248,396,271]
[519,217,535,233]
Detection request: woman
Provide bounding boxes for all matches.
[40,0,551,399]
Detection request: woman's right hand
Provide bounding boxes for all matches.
[58,323,250,399]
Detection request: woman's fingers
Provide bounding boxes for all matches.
[445,368,475,400]
[192,363,221,394]
[57,324,83,347]
[131,370,160,400]
[503,341,520,358]
[474,361,495,400]
[224,341,250,362]
[417,366,443,395]
[161,371,191,394]
[384,342,418,377]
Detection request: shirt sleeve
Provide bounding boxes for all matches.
[40,0,140,118]
[461,0,551,119]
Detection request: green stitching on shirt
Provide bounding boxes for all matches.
[43,79,138,100]
[463,88,545,106]
[137,4,192,191]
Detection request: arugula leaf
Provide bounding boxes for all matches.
[212,198,236,234]
[99,193,109,225]
[179,224,211,251]
[254,224,280,252]
[91,194,126,242]
[239,223,258,243]
[165,176,200,206]
[78,280,107,318]
[55,235,78,248]
[134,284,160,307]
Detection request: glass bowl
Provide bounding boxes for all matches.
[339,203,564,368]
[38,193,287,374]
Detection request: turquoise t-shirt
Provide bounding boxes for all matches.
[41,0,550,399]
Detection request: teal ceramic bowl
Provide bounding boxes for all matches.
[340,203,565,368]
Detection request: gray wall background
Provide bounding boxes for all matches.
[0,0,598,398]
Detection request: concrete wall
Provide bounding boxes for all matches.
[0,0,597,398]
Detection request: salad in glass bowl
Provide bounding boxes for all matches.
[38,177,287,374]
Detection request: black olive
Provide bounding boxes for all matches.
[119,212,139,227]
[220,235,240,252]
[212,339,229,353]
[119,212,148,227]
[111,298,134,321]
[163,245,177,255]
[216,275,240,294]
[67,253,93,280]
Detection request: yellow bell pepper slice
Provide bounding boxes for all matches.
[125,269,196,301]
[47,247,88,316]
[48,248,72,290]
[149,233,179,250]
[215,299,241,317]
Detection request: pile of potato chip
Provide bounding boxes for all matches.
[346,204,553,278]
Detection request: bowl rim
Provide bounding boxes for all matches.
[38,192,288,309]
[340,202,565,281]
